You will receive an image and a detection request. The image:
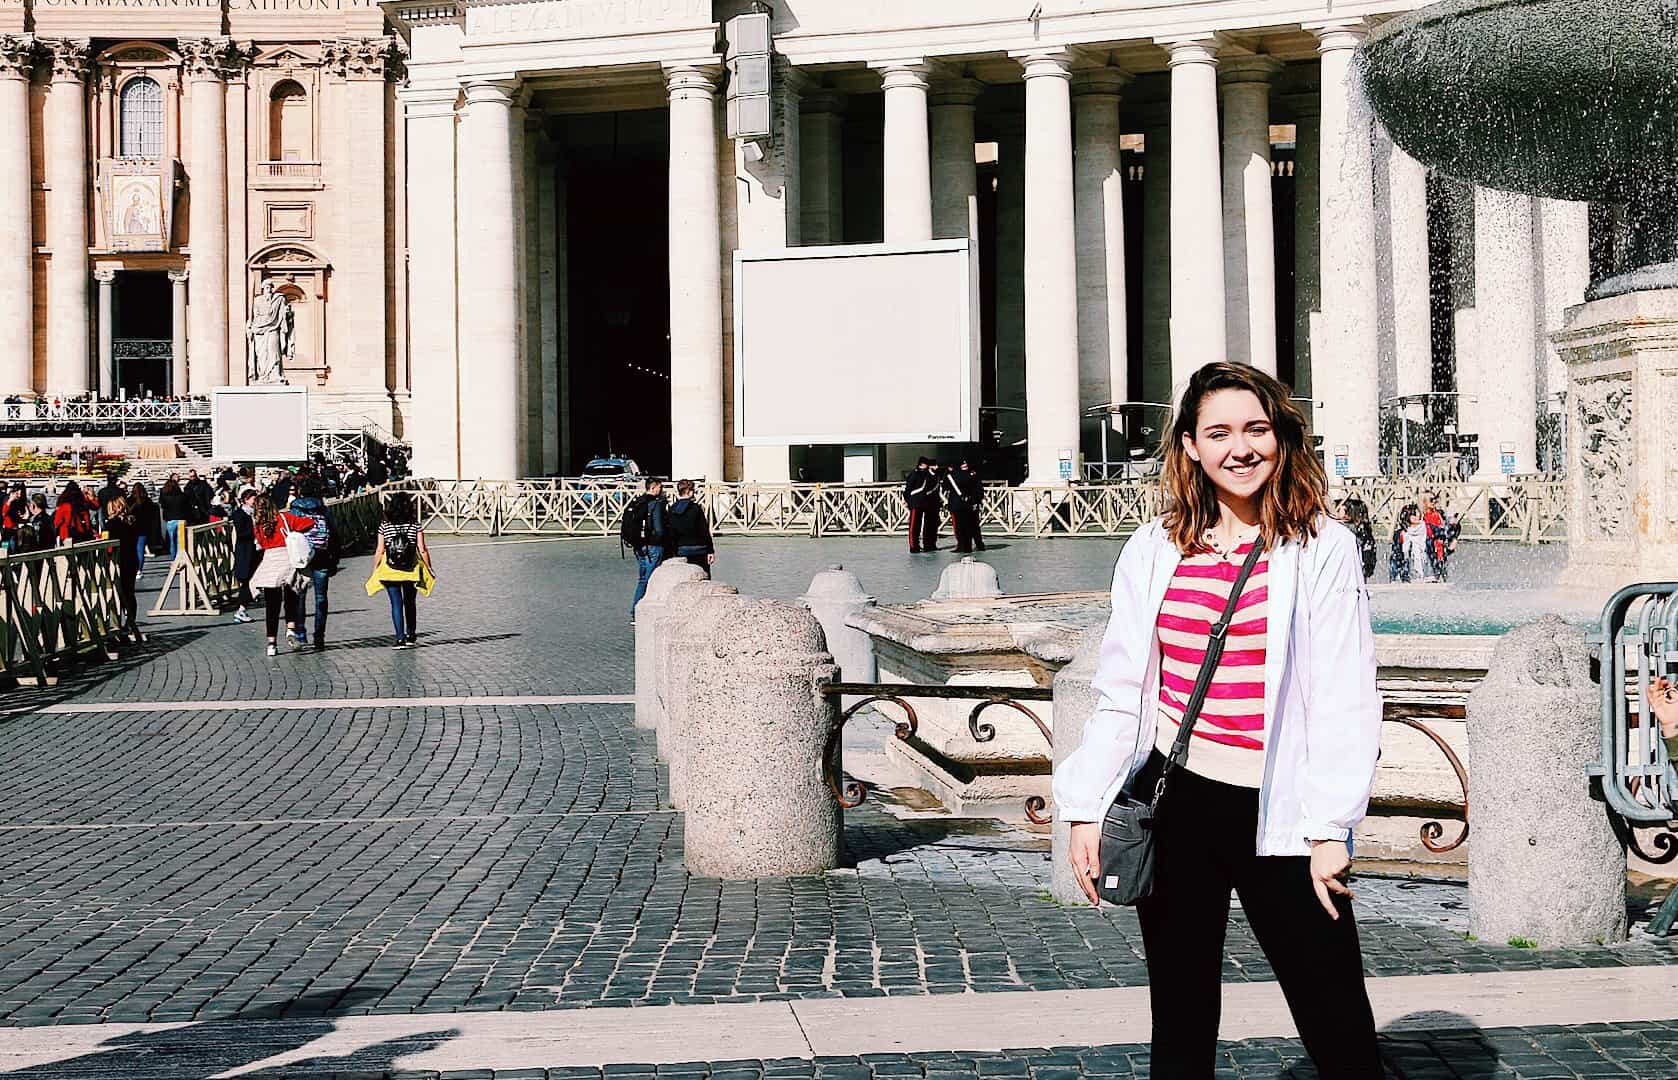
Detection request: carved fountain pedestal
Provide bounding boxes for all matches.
[1554,290,1678,590]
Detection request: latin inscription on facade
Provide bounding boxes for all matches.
[471,0,709,37]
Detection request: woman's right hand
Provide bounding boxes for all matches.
[1068,821,1102,905]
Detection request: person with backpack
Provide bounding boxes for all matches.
[366,492,432,649]
[624,477,670,622]
[248,494,318,657]
[52,482,95,545]
[282,476,337,651]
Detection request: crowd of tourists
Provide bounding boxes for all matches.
[1330,490,1461,584]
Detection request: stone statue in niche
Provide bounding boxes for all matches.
[246,280,294,385]
[1574,375,1633,538]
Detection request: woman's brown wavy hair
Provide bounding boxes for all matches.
[1161,362,1329,554]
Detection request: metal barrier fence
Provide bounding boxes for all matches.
[0,539,131,685]
[1588,583,1678,932]
[148,488,386,617]
[390,476,1566,542]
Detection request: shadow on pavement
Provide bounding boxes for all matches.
[0,987,460,1080]
[1280,1011,1500,1078]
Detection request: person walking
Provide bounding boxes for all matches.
[2,482,26,553]
[248,494,317,657]
[230,486,258,623]
[100,496,142,636]
[623,477,669,622]
[666,480,715,576]
[902,457,941,553]
[943,459,986,553]
[158,477,191,562]
[127,482,160,574]
[283,477,337,651]
[1056,361,1382,1079]
[52,482,95,545]
[366,492,432,649]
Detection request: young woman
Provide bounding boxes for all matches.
[127,482,160,574]
[248,494,316,657]
[158,477,191,562]
[367,492,432,649]
[230,486,259,624]
[100,496,142,635]
[1055,362,1382,1078]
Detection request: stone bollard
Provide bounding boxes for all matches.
[685,599,841,878]
[664,585,745,810]
[931,556,1003,599]
[798,565,877,704]
[655,580,734,761]
[634,561,708,730]
[1050,628,1104,905]
[1467,615,1628,946]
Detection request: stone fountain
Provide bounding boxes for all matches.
[1360,0,1678,587]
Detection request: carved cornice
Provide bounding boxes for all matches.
[43,38,91,83]
[321,36,405,81]
[0,35,36,80]
[178,37,243,81]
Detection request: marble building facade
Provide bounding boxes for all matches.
[0,0,1596,480]
[0,0,404,433]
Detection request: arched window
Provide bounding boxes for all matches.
[268,80,312,161]
[118,77,163,160]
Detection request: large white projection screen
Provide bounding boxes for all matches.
[733,240,979,445]
[212,386,310,462]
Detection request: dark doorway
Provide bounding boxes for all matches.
[113,270,171,396]
[561,110,670,475]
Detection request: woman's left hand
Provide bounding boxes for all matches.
[1309,839,1354,920]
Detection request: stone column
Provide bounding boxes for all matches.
[169,270,189,397]
[1288,95,1321,399]
[1313,23,1380,476]
[993,114,1027,450]
[1161,37,1226,394]
[514,98,537,475]
[799,89,844,244]
[874,60,932,243]
[95,269,115,399]
[0,35,34,397]
[538,143,561,475]
[43,39,91,396]
[665,64,724,481]
[1137,106,1171,403]
[1072,68,1129,421]
[400,85,461,479]
[1017,50,1080,486]
[930,77,980,239]
[1218,55,1280,374]
[1538,199,1590,403]
[1465,186,1537,478]
[455,79,522,480]
[1387,140,1433,399]
[181,38,231,393]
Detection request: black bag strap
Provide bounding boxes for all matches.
[1150,534,1267,810]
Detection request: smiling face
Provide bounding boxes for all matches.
[1181,388,1278,510]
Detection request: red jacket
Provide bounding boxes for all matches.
[53,502,92,542]
[254,512,315,551]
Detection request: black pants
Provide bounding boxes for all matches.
[908,506,939,551]
[951,506,984,552]
[1132,752,1378,1079]
[263,586,290,639]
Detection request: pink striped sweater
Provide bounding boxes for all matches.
[1152,539,1269,788]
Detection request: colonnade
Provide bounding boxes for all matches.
[404,18,1592,483]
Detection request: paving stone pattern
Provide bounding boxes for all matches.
[3,1021,1673,1079]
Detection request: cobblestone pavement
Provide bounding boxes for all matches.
[0,536,1664,1078]
[2,1021,1673,1078]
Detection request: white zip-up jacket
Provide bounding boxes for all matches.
[1052,515,1381,856]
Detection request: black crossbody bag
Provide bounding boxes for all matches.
[1096,537,1266,906]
